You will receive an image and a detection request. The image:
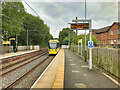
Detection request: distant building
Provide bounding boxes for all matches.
[92,22,120,46]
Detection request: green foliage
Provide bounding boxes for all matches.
[2,2,26,38]
[18,13,53,46]
[58,27,99,46]
[2,1,53,47]
[77,34,99,46]
[59,27,75,45]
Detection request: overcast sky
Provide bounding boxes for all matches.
[22,0,119,38]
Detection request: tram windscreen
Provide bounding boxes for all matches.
[49,41,57,49]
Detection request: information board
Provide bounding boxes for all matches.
[70,23,89,30]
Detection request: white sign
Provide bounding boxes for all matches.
[62,45,69,49]
[88,41,93,48]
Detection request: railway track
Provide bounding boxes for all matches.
[1,52,48,76]
[0,48,47,65]
[1,49,55,89]
[1,50,47,70]
[4,56,54,89]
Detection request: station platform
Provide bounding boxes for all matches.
[31,49,64,89]
[0,49,39,60]
[64,49,119,89]
[30,49,119,89]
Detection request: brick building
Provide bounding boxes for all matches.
[92,22,120,46]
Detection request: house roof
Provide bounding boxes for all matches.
[114,22,120,26]
[92,22,120,34]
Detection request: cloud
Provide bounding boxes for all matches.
[23,0,119,2]
[22,1,118,38]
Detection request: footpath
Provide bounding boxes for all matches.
[64,49,119,89]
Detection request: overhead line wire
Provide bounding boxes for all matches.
[23,0,41,19]
[2,1,43,31]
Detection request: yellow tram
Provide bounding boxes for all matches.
[48,40,60,55]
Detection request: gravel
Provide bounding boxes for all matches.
[2,53,46,74]
[14,56,54,88]
[2,54,50,88]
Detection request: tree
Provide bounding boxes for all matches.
[59,27,75,45]
[77,34,99,46]
[58,27,99,46]
[2,1,53,47]
[2,2,26,39]
[18,13,53,47]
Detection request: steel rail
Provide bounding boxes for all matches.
[0,48,48,64]
[1,52,48,77]
[4,56,53,89]
[1,50,47,70]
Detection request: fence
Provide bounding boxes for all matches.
[70,45,120,79]
[0,45,48,54]
[0,46,30,54]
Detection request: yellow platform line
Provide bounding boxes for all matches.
[31,49,64,89]
[52,49,64,88]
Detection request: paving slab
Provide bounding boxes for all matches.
[64,49,119,89]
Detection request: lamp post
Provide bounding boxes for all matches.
[84,0,87,62]
[16,34,20,52]
[27,30,37,46]
[0,1,3,55]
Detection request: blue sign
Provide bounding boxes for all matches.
[88,41,93,48]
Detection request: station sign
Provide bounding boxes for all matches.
[78,39,82,43]
[9,38,15,40]
[2,41,10,44]
[88,41,93,48]
[70,23,89,30]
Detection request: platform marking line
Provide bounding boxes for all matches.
[102,72,120,86]
[93,64,120,86]
[30,52,60,89]
[71,49,120,87]
[74,83,86,88]
[69,60,73,61]
[70,64,75,66]
[72,70,79,73]
[52,49,64,88]
[81,65,89,68]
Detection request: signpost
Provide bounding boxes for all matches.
[9,38,15,40]
[2,41,10,44]
[69,19,92,70]
[9,38,15,52]
[88,41,93,48]
[78,39,82,43]
[78,39,82,57]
